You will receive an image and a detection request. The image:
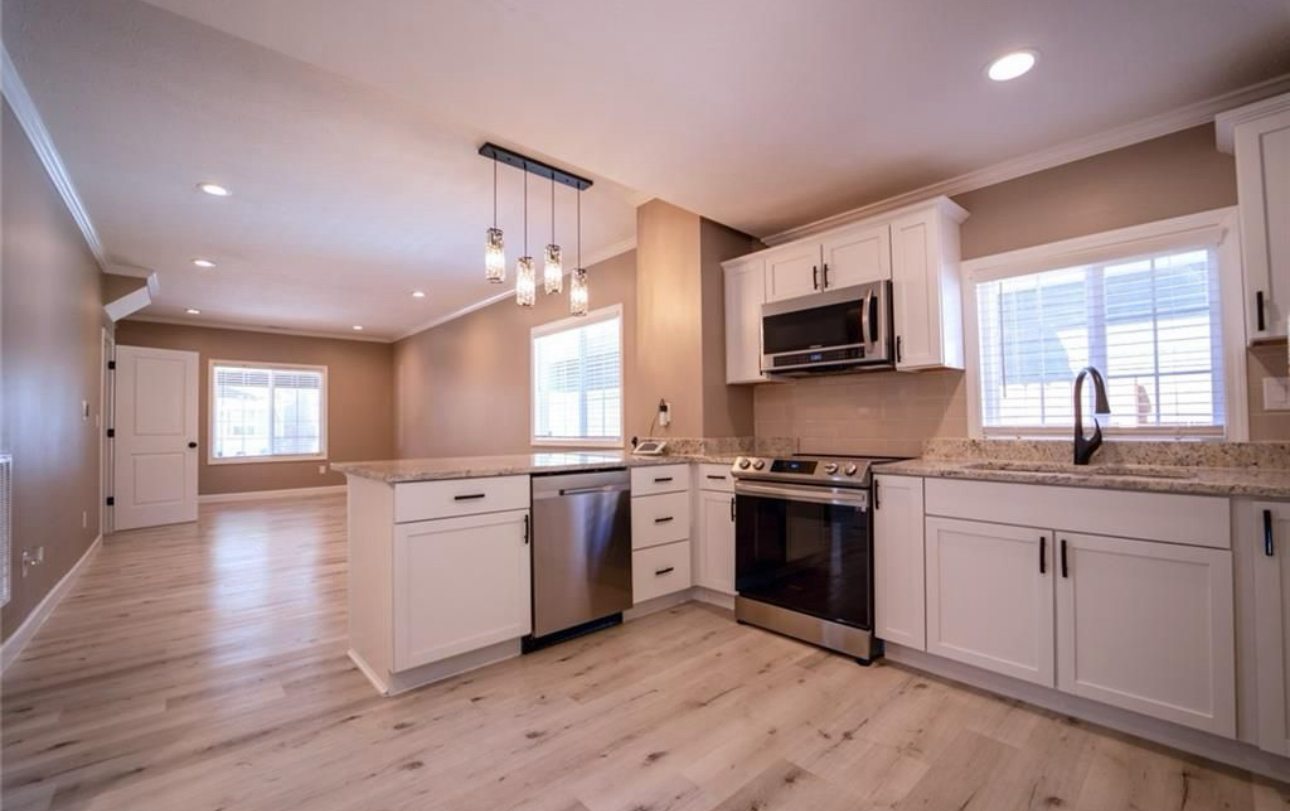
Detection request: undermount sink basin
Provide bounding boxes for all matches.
[963,460,1196,480]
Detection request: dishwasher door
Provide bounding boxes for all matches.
[530,468,632,639]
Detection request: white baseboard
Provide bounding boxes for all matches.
[2,534,102,673]
[691,587,736,611]
[199,484,346,504]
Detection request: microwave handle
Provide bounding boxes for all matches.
[860,291,872,347]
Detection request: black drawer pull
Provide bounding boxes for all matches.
[706,474,727,481]
[654,516,674,524]
[453,493,487,501]
[653,476,674,484]
[655,566,675,576]
[1265,509,1275,557]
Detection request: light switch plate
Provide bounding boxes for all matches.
[1263,377,1290,411]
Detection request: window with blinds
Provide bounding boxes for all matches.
[532,308,623,445]
[211,363,327,461]
[975,245,1225,437]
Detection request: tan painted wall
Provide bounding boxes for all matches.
[394,250,638,458]
[755,123,1288,449]
[114,321,394,494]
[700,218,758,437]
[1,101,106,641]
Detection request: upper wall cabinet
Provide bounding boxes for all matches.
[764,222,892,303]
[891,200,968,371]
[724,256,770,384]
[1218,92,1290,344]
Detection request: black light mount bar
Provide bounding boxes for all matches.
[478,142,594,191]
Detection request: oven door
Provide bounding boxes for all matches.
[734,480,873,630]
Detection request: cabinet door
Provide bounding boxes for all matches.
[698,490,736,595]
[821,222,891,289]
[724,259,769,384]
[764,242,823,302]
[1253,501,1290,754]
[874,475,925,650]
[1056,532,1235,737]
[925,517,1054,685]
[393,509,531,671]
[890,209,963,371]
[1234,107,1290,341]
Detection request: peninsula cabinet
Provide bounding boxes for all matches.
[1218,91,1290,343]
[1249,500,1290,755]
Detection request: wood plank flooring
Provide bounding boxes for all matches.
[2,494,1288,810]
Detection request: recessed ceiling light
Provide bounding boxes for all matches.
[987,50,1037,82]
[186,308,201,315]
[198,182,231,197]
[192,258,216,268]
[352,325,364,331]
[411,290,426,298]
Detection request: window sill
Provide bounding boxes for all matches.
[530,438,625,450]
[208,454,328,466]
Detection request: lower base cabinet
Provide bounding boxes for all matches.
[697,489,736,595]
[393,509,532,671]
[633,541,692,603]
[1253,501,1290,755]
[874,475,926,649]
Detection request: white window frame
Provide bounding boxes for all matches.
[530,304,625,449]
[208,359,330,464]
[961,208,1248,442]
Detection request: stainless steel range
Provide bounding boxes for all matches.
[731,454,896,664]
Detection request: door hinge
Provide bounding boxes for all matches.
[107,360,116,370]
[105,496,115,506]
[106,428,115,438]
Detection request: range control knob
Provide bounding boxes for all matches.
[737,458,751,470]
[752,459,766,470]
[844,463,858,476]
[823,462,839,474]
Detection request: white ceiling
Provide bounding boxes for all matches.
[7,0,1290,340]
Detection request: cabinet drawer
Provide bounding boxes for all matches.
[697,464,735,493]
[394,476,530,523]
[633,541,692,603]
[631,491,690,550]
[631,464,691,496]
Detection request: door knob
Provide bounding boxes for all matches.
[187,441,198,449]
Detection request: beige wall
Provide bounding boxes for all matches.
[1,101,106,641]
[755,122,1288,449]
[700,218,759,437]
[114,321,394,494]
[394,250,638,458]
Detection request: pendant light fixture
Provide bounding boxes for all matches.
[515,170,536,307]
[543,178,563,295]
[485,158,506,283]
[570,187,589,317]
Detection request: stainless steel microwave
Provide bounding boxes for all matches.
[761,280,894,376]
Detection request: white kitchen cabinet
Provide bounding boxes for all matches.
[764,242,823,302]
[1218,93,1290,342]
[873,475,925,650]
[1056,531,1235,737]
[392,509,531,671]
[1251,501,1290,754]
[890,199,967,371]
[925,517,1054,686]
[696,489,736,595]
[723,257,770,384]
[820,222,891,289]
[633,540,692,603]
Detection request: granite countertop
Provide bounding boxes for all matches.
[332,451,740,484]
[878,457,1290,499]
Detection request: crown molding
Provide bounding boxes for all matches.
[762,72,1290,247]
[125,315,394,344]
[393,237,637,341]
[1215,89,1290,153]
[1,46,107,268]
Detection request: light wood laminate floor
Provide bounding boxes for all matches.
[3,494,1288,811]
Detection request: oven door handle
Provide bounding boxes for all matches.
[735,481,869,509]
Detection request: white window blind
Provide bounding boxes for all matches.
[532,309,622,444]
[975,245,1225,437]
[212,364,326,460]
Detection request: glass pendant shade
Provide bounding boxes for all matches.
[543,244,563,294]
[570,268,589,316]
[485,227,506,283]
[516,256,537,307]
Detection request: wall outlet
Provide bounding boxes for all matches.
[82,399,90,420]
[1263,377,1290,412]
[319,465,328,475]
[658,399,671,428]
[21,546,44,578]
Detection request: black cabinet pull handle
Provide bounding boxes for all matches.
[523,514,530,545]
[654,516,674,524]
[1257,291,1267,332]
[655,566,675,576]
[653,476,673,484]
[812,265,819,290]
[873,479,880,510]
[821,262,830,289]
[187,441,198,449]
[730,497,735,522]
[453,493,487,501]
[706,474,727,481]
[1039,536,1046,575]
[1265,509,1275,557]
[1060,539,1069,578]
[896,336,903,364]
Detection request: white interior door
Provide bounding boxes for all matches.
[114,346,199,530]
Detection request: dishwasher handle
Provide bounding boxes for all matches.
[558,484,629,497]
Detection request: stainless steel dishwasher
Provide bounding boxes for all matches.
[525,468,632,650]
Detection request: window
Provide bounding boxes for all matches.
[531,306,623,447]
[210,362,327,462]
[966,212,1245,440]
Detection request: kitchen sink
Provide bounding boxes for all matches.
[962,460,1197,480]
